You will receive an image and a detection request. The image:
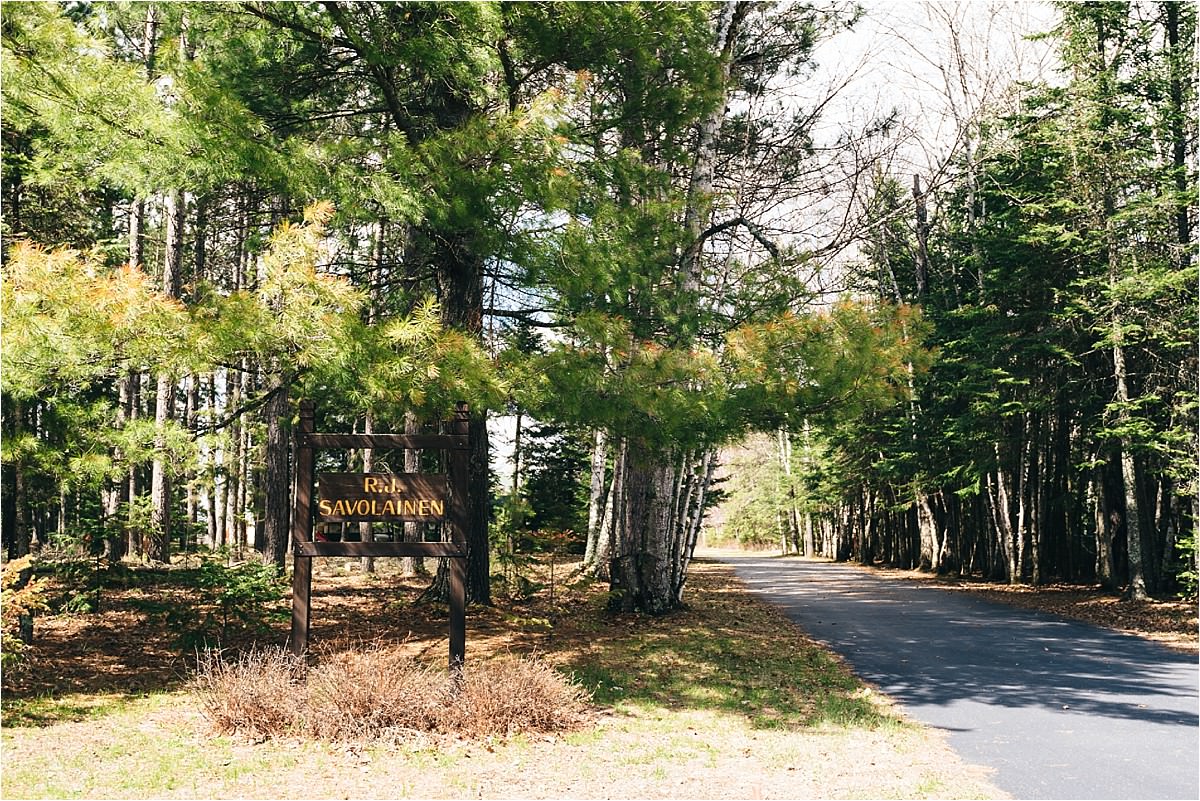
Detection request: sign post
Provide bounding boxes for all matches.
[289,401,470,670]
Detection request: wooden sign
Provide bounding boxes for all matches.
[316,472,449,521]
[290,401,470,670]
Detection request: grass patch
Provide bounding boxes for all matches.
[559,561,896,731]
[2,692,145,728]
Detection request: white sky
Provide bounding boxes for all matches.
[808,1,1060,174]
[491,1,1064,484]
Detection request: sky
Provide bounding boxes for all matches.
[490,1,1064,486]
[809,1,1060,176]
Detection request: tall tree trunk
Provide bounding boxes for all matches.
[222,368,242,551]
[674,448,716,599]
[359,220,384,573]
[431,236,490,604]
[205,373,219,548]
[987,457,1019,585]
[147,186,185,563]
[262,375,291,569]
[609,441,678,615]
[126,372,143,558]
[10,401,31,557]
[1164,2,1191,257]
[1108,219,1148,600]
[777,429,801,553]
[592,438,626,582]
[583,428,609,569]
[400,411,425,577]
[607,1,749,614]
[912,173,930,297]
[1091,470,1117,589]
[681,0,750,289]
[360,413,375,573]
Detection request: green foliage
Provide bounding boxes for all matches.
[523,424,590,537]
[710,436,789,549]
[1175,529,1198,599]
[759,1,1198,590]
[489,492,538,597]
[0,244,195,399]
[133,557,288,651]
[46,553,104,615]
[725,301,930,433]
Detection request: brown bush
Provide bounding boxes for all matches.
[303,646,447,741]
[191,646,590,744]
[192,646,307,738]
[436,655,591,738]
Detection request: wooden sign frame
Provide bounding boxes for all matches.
[289,400,469,669]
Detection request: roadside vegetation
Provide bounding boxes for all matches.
[1,556,1003,799]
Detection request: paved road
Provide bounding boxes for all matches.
[721,554,1199,800]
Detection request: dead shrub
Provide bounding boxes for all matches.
[191,646,590,744]
[437,655,591,738]
[192,646,306,738]
[304,645,446,741]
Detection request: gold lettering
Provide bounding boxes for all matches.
[431,500,444,517]
[318,499,333,516]
[403,500,417,516]
[331,499,348,516]
[364,476,380,492]
[382,500,395,516]
[354,499,370,516]
[418,499,431,516]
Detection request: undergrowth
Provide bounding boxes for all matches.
[191,645,590,743]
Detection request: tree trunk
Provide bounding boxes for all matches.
[777,429,801,553]
[184,376,200,546]
[1091,471,1117,589]
[147,373,175,564]
[1108,221,1148,600]
[681,0,751,289]
[987,459,1019,585]
[583,428,609,569]
[360,413,375,573]
[9,401,31,558]
[262,375,291,569]
[592,438,626,582]
[1164,2,1191,255]
[912,173,930,297]
[674,448,716,599]
[147,186,185,564]
[400,411,425,577]
[917,492,942,572]
[126,372,143,558]
[609,441,678,615]
[431,233,490,604]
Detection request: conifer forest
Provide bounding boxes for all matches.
[2,0,1196,623]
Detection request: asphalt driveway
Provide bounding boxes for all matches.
[721,555,1199,800]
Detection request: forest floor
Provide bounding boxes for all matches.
[4,551,1193,799]
[861,562,1199,654]
[1,555,1004,800]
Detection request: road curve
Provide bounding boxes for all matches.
[719,554,1199,800]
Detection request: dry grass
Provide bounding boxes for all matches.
[191,644,590,744]
[191,647,308,739]
[439,653,591,738]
